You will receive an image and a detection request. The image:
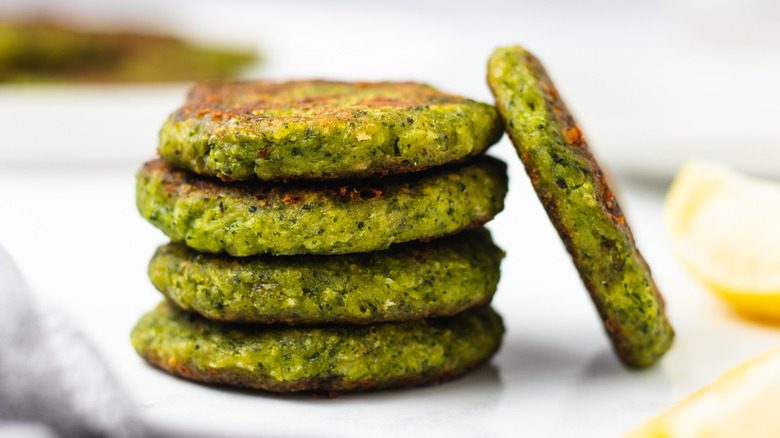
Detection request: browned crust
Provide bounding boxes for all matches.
[141,157,504,212]
[174,80,465,123]
[143,158,400,203]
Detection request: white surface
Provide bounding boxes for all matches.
[1,1,779,436]
[1,143,780,437]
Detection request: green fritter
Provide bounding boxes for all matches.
[131,300,504,393]
[149,228,504,324]
[158,80,504,181]
[136,156,507,256]
[0,20,256,83]
[487,46,673,368]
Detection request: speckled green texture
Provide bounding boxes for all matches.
[149,228,504,324]
[487,46,673,368]
[136,156,507,256]
[158,80,504,180]
[131,300,504,393]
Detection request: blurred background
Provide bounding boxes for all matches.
[1,1,779,437]
[2,0,779,180]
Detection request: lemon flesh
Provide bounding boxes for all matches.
[665,161,780,321]
[624,346,780,438]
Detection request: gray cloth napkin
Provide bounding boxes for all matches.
[0,246,145,438]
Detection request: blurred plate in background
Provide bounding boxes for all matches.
[1,0,778,181]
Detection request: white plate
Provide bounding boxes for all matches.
[2,146,779,437]
[2,2,779,435]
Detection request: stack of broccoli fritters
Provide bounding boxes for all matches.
[132,80,509,393]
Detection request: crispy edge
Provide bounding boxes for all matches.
[138,339,500,394]
[141,156,506,206]
[175,80,464,121]
[488,46,672,367]
[161,290,495,325]
[163,153,476,184]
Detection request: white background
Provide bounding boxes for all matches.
[1,1,779,436]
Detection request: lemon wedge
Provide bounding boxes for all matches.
[624,346,780,438]
[665,160,780,321]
